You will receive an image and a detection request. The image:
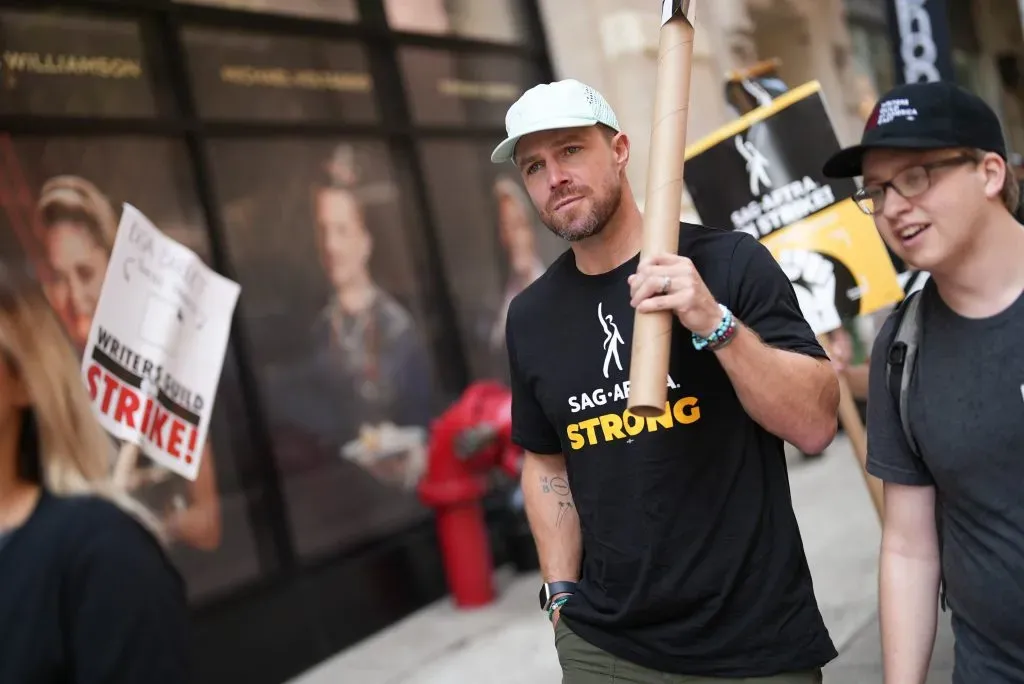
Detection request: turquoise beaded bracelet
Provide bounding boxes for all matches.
[692,304,737,352]
[548,594,571,622]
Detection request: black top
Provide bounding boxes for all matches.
[506,224,837,676]
[0,489,191,683]
[867,279,1024,684]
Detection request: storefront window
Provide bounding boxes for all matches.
[0,10,168,117]
[0,134,265,603]
[417,140,562,383]
[0,0,555,673]
[398,47,541,127]
[173,0,359,23]
[384,0,527,44]
[182,27,377,123]
[206,138,440,560]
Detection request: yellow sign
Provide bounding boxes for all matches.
[760,197,904,332]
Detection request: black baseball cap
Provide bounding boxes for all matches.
[822,80,1008,178]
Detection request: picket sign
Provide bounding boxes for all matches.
[683,80,901,519]
[81,203,240,482]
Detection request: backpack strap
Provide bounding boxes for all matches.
[883,290,947,611]
[885,290,924,457]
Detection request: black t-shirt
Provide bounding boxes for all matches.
[866,280,1024,684]
[0,489,191,683]
[506,224,837,676]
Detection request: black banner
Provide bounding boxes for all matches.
[885,0,956,84]
[685,85,858,239]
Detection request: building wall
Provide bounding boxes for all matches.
[536,0,865,225]
[967,0,1024,154]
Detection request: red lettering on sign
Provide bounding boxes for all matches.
[167,418,185,459]
[86,364,101,400]
[86,366,199,464]
[113,385,141,429]
[141,397,154,435]
[186,427,197,465]
[100,373,119,415]
[148,408,168,449]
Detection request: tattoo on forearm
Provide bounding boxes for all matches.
[540,475,575,527]
[540,475,570,495]
[556,501,575,528]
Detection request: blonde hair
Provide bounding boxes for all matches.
[0,264,164,543]
[36,175,119,254]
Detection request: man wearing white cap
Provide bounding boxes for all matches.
[496,80,840,683]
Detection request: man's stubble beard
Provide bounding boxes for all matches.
[542,178,622,243]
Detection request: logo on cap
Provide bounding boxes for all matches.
[876,98,918,126]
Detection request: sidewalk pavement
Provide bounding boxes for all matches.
[830,607,954,683]
[290,436,955,683]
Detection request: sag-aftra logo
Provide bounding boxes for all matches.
[564,303,703,450]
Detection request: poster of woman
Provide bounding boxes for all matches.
[33,174,224,549]
[0,134,263,602]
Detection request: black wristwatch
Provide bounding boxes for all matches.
[539,581,577,610]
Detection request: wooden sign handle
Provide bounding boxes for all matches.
[818,333,884,521]
[112,442,141,490]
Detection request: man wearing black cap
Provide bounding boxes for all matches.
[823,81,1024,684]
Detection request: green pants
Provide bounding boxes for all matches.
[554,619,823,684]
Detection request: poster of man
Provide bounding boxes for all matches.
[488,175,547,358]
[0,134,263,601]
[417,141,565,384]
[209,138,438,558]
[309,166,435,489]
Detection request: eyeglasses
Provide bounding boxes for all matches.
[853,154,978,216]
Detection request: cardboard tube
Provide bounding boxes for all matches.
[627,2,696,417]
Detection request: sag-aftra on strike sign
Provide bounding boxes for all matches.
[683,81,905,336]
[81,204,240,481]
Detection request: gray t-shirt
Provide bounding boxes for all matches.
[866,279,1024,683]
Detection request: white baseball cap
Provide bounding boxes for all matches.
[490,79,621,164]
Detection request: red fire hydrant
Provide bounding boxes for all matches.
[417,381,520,609]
